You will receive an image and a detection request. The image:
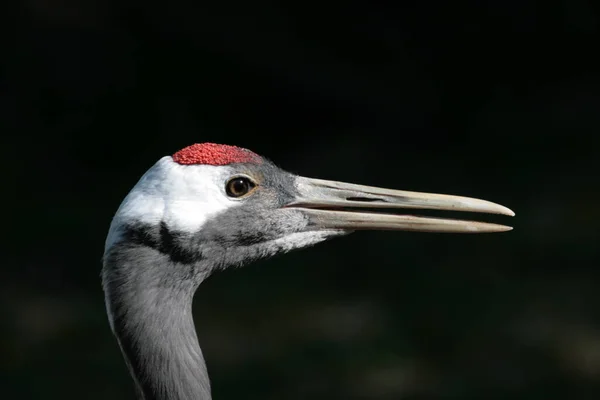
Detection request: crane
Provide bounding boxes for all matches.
[102,142,514,400]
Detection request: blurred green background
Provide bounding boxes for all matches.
[3,2,600,399]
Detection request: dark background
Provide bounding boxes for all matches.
[3,2,599,399]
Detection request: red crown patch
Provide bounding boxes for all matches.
[172,143,262,166]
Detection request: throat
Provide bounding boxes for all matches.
[107,283,210,400]
[102,248,211,400]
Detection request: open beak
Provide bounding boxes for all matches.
[286,177,514,233]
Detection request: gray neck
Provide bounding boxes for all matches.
[102,244,211,400]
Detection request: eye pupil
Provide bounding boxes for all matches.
[232,179,246,193]
[226,177,255,197]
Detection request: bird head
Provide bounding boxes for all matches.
[105,143,513,277]
[101,142,514,400]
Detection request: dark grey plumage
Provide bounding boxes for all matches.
[104,241,208,400]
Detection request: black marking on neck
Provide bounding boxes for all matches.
[123,221,200,265]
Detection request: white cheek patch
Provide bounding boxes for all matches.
[105,157,238,251]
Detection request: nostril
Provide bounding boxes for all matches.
[346,197,388,203]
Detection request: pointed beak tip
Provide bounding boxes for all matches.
[462,223,513,233]
[502,207,516,217]
[467,224,513,233]
[471,201,514,217]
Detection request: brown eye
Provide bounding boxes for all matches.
[225,176,256,198]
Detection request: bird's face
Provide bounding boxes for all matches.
[105,143,513,274]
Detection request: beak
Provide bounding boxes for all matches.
[286,177,514,233]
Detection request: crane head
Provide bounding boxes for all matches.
[101,142,514,400]
[105,143,514,274]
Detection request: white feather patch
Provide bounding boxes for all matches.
[105,156,240,251]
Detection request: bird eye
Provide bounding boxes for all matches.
[225,176,256,198]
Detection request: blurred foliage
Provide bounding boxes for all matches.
[2,1,600,399]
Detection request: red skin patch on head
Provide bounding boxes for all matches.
[172,143,262,166]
